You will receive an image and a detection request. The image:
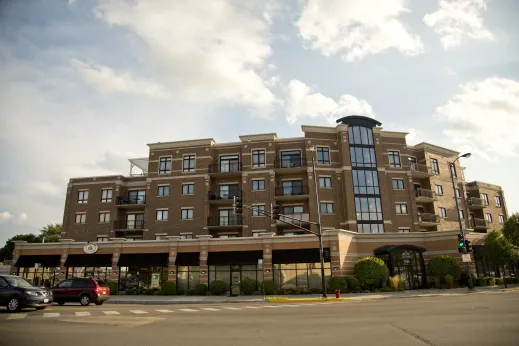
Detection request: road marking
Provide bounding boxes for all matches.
[75,312,91,317]
[156,309,174,313]
[224,307,242,310]
[244,306,261,309]
[7,314,27,320]
[102,311,120,315]
[265,305,281,308]
[202,308,221,311]
[129,310,148,314]
[178,308,198,312]
[43,313,60,318]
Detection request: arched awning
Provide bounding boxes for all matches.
[374,244,426,255]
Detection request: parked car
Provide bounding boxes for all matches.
[0,275,53,312]
[52,278,110,306]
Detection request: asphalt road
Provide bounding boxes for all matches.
[1,291,518,346]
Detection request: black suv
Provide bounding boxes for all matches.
[52,278,111,306]
[0,275,53,312]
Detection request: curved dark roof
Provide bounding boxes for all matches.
[373,244,426,255]
[336,115,382,128]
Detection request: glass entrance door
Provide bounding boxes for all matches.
[230,267,241,296]
[393,250,423,290]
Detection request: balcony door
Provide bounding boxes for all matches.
[219,209,233,226]
[283,206,303,214]
[128,190,146,204]
[280,151,302,168]
[220,155,239,172]
[282,180,303,196]
[126,213,144,229]
[218,184,239,199]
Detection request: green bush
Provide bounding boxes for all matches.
[344,276,361,293]
[261,280,277,295]
[106,281,118,295]
[388,275,401,291]
[160,282,176,296]
[428,256,461,281]
[477,277,488,287]
[125,289,134,295]
[445,275,454,289]
[186,289,196,296]
[487,277,495,286]
[380,286,393,292]
[328,277,348,293]
[144,288,154,295]
[210,280,228,296]
[354,257,390,290]
[195,283,208,295]
[495,278,504,285]
[239,277,257,295]
[505,276,513,284]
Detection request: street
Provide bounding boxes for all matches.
[1,291,518,346]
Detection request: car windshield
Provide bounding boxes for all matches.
[4,276,34,288]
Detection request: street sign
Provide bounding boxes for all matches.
[84,242,99,254]
[462,254,472,263]
[257,259,263,269]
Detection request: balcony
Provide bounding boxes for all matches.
[410,163,433,178]
[208,162,242,176]
[418,213,440,226]
[113,220,146,231]
[415,188,437,203]
[274,157,307,173]
[471,218,490,231]
[276,213,310,227]
[207,216,243,228]
[467,197,486,210]
[116,196,146,209]
[208,186,241,204]
[275,185,309,201]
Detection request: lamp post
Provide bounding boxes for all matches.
[449,152,474,290]
[309,146,327,298]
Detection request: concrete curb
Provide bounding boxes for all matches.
[105,299,265,305]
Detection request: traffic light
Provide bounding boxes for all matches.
[465,239,472,253]
[457,234,466,254]
[272,205,280,220]
[233,196,243,216]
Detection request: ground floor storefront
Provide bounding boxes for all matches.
[11,229,489,292]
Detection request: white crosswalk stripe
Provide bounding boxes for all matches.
[75,312,91,317]
[265,305,281,308]
[178,308,198,312]
[224,307,242,310]
[7,314,27,320]
[244,306,261,309]
[156,309,174,313]
[102,311,120,315]
[202,308,221,311]
[43,313,60,318]
[129,310,148,314]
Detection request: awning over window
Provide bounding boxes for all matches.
[175,252,199,266]
[65,254,113,267]
[373,245,426,255]
[14,255,61,268]
[117,253,168,267]
[272,248,330,264]
[207,251,263,265]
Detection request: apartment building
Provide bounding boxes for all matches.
[11,116,510,292]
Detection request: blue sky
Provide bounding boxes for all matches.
[0,0,518,245]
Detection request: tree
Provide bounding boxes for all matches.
[39,224,62,243]
[0,234,42,262]
[502,213,519,249]
[428,255,462,281]
[484,231,517,288]
[354,257,390,290]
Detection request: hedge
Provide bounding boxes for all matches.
[476,277,488,287]
[495,277,504,285]
[428,256,461,280]
[239,277,257,295]
[195,283,208,295]
[444,275,454,289]
[106,281,118,295]
[160,282,176,296]
[344,275,361,293]
[328,277,347,293]
[487,277,495,286]
[210,280,228,296]
[354,257,390,290]
[261,280,277,295]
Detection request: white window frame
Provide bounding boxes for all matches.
[97,236,109,242]
[158,156,172,174]
[252,204,265,217]
[319,176,332,188]
[182,183,195,195]
[251,149,266,168]
[99,211,111,223]
[319,202,334,214]
[316,146,331,165]
[77,190,89,204]
[392,179,404,190]
[486,213,493,223]
[435,185,444,195]
[388,150,401,168]
[395,203,408,215]
[252,179,265,191]
[181,208,194,220]
[157,184,170,197]
[398,228,410,233]
[439,207,447,218]
[156,209,169,221]
[495,196,502,207]
[182,154,196,173]
[499,215,505,224]
[75,213,86,224]
[101,188,112,203]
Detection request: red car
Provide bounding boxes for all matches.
[52,278,111,306]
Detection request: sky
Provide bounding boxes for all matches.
[0,0,518,245]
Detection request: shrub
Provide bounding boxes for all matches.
[505,276,514,284]
[477,277,488,287]
[186,289,196,296]
[125,289,134,295]
[177,290,185,296]
[106,281,118,295]
[300,288,312,295]
[136,287,145,295]
[380,286,393,292]
[354,257,390,290]
[362,290,371,293]
[261,280,277,295]
[210,280,228,296]
[344,276,361,293]
[144,288,154,295]
[495,278,504,285]
[310,288,322,294]
[160,282,176,296]
[487,277,495,286]
[388,275,400,292]
[428,256,462,281]
[195,283,208,295]
[445,275,454,289]
[328,277,347,293]
[239,277,257,295]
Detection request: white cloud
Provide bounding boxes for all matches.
[435,77,519,159]
[18,213,28,222]
[296,0,423,62]
[423,0,493,49]
[94,0,278,115]
[0,212,13,223]
[30,182,63,197]
[285,79,374,124]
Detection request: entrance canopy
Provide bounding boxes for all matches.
[272,248,331,264]
[207,251,262,265]
[175,252,200,266]
[373,245,426,255]
[118,253,168,267]
[65,254,112,267]
[15,255,61,268]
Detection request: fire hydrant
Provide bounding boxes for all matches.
[334,289,340,298]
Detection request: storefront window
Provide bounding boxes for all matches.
[273,262,331,290]
[177,266,200,293]
[209,265,263,291]
[66,266,112,282]
[118,266,168,291]
[19,267,59,288]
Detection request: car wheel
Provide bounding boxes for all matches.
[7,297,21,313]
[80,294,91,306]
[35,307,46,311]
[94,300,104,306]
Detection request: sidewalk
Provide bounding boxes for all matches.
[106,284,519,305]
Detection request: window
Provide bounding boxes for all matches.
[499,215,505,224]
[350,147,376,168]
[252,150,265,168]
[450,164,457,178]
[252,205,265,217]
[431,158,440,174]
[99,212,110,223]
[97,236,109,242]
[482,193,489,205]
[75,213,86,224]
[252,231,262,237]
[348,126,374,145]
[252,179,265,191]
[181,208,194,220]
[388,151,401,168]
[126,213,144,229]
[218,209,234,225]
[183,155,195,172]
[355,197,383,221]
[317,147,330,164]
[77,190,88,203]
[439,207,447,218]
[283,206,304,214]
[486,213,493,223]
[319,177,332,188]
[58,280,73,288]
[395,203,408,214]
[357,224,384,233]
[128,190,146,204]
[155,235,165,240]
[182,183,194,195]
[156,209,169,221]
[392,179,404,190]
[455,188,461,199]
[219,234,238,239]
[280,151,302,168]
[181,234,194,240]
[157,185,170,196]
[101,189,112,203]
[459,210,465,220]
[159,157,171,174]
[281,180,304,196]
[219,155,240,172]
[353,170,380,195]
[320,202,334,214]
[398,228,410,233]
[435,185,444,195]
[495,196,502,207]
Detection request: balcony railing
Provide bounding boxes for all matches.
[116,196,146,205]
[207,215,243,227]
[415,188,435,199]
[274,157,307,169]
[275,185,309,197]
[113,220,146,230]
[208,187,241,201]
[418,213,440,224]
[467,197,485,207]
[410,163,431,175]
[471,218,490,229]
[277,213,310,225]
[208,162,242,173]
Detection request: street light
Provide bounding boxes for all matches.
[309,146,327,298]
[449,152,474,290]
